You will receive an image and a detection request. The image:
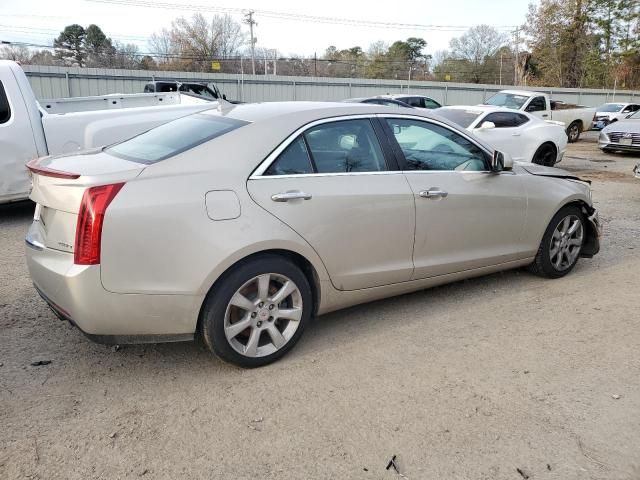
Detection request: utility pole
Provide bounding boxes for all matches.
[243,11,257,75]
[314,52,317,77]
[513,27,520,86]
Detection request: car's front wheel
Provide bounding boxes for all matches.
[528,205,585,278]
[201,255,312,368]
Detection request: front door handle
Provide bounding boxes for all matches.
[419,189,448,199]
[271,190,312,202]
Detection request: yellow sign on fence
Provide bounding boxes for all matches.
[211,62,221,71]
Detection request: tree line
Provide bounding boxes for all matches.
[1,1,638,89]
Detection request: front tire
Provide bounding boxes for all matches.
[528,205,585,278]
[201,255,312,368]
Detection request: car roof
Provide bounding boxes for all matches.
[439,105,522,114]
[199,101,429,123]
[497,90,542,97]
[383,94,435,99]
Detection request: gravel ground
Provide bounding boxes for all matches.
[1,132,639,480]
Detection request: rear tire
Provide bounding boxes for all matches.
[532,143,557,166]
[567,121,581,143]
[201,255,312,368]
[528,205,585,279]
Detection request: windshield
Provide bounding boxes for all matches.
[597,103,625,112]
[485,92,529,110]
[106,113,248,164]
[435,108,482,128]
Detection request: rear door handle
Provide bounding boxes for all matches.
[271,190,312,202]
[419,189,448,199]
[541,114,549,118]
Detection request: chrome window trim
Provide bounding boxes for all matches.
[249,113,497,179]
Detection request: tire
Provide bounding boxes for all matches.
[566,121,581,143]
[528,205,586,278]
[201,254,312,368]
[532,143,557,166]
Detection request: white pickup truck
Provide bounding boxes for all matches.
[0,60,215,204]
[484,90,596,143]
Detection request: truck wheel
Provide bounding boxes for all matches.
[567,122,581,143]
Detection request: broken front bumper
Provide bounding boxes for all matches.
[581,208,602,258]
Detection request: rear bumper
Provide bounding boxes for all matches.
[25,225,200,343]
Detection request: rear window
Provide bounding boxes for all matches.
[0,80,10,124]
[106,114,248,164]
[435,108,482,128]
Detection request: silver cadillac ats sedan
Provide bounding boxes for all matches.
[25,102,601,367]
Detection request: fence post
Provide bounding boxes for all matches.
[444,84,448,105]
[65,72,71,97]
[292,80,296,100]
[349,80,352,98]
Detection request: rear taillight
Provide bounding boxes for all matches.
[74,183,125,265]
[27,158,80,179]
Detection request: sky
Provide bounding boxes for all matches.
[0,0,535,57]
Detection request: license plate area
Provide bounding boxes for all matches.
[619,137,633,146]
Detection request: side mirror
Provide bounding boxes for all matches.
[478,121,496,130]
[490,150,513,172]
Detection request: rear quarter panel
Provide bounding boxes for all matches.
[99,130,331,297]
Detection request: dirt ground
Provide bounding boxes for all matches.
[1,132,639,480]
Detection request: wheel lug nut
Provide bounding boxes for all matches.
[251,312,257,318]
[257,321,262,327]
[268,316,273,322]
[268,304,274,310]
[258,302,264,308]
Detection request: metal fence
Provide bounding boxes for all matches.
[22,64,640,107]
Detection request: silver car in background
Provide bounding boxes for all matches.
[25,102,601,367]
[599,110,640,153]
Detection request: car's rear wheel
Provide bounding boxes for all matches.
[528,205,585,278]
[567,121,581,143]
[532,143,557,166]
[201,255,312,368]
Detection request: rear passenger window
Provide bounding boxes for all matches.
[304,119,386,173]
[264,137,313,175]
[0,81,11,124]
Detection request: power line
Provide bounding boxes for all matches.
[83,0,517,31]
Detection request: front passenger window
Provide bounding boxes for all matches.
[386,118,487,171]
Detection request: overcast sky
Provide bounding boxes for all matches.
[0,0,535,57]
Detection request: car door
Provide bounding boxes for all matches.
[380,115,528,279]
[247,116,416,291]
[0,76,40,203]
[472,112,530,162]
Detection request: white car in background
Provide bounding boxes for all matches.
[436,106,568,166]
[592,102,640,129]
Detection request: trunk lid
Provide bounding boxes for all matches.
[28,149,143,253]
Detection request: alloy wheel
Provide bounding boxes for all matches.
[224,273,303,358]
[549,214,583,271]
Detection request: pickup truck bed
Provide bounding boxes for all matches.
[0,60,214,204]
